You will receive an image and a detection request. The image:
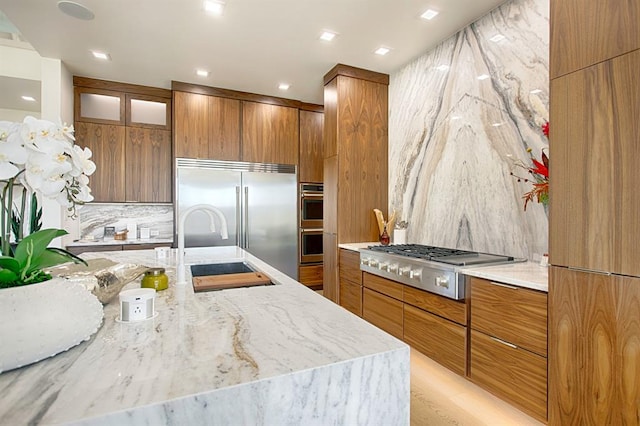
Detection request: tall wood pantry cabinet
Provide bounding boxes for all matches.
[322,65,389,303]
[73,77,172,203]
[548,0,640,424]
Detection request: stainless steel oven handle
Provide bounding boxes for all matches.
[235,186,241,246]
[301,192,323,198]
[244,187,249,248]
[301,228,323,233]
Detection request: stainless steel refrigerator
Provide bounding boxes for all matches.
[176,158,298,279]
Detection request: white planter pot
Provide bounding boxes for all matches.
[0,278,104,373]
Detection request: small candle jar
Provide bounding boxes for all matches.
[141,267,168,291]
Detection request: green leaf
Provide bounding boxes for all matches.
[28,247,87,273]
[13,229,68,268]
[0,268,18,284]
[0,256,21,273]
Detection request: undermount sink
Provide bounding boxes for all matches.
[190,262,254,277]
[190,262,274,292]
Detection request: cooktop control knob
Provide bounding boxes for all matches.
[435,276,449,288]
[399,267,411,277]
[378,262,388,270]
[387,264,398,273]
[369,259,379,268]
[409,269,422,279]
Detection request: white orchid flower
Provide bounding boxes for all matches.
[69,145,96,177]
[0,121,28,179]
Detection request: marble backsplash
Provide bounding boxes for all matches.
[76,203,174,240]
[389,0,549,260]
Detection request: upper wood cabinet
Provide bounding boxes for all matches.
[299,110,324,182]
[550,0,639,78]
[75,122,126,202]
[73,77,172,203]
[125,128,172,202]
[549,50,640,275]
[173,91,240,160]
[242,101,299,165]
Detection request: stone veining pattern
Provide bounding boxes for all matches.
[78,203,174,239]
[389,0,549,259]
[0,248,409,425]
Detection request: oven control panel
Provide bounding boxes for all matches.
[359,250,465,300]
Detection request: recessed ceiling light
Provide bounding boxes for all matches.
[204,0,225,15]
[436,65,449,71]
[57,1,94,20]
[530,89,543,94]
[489,34,506,42]
[319,31,337,42]
[420,9,439,20]
[91,51,110,60]
[21,96,36,102]
[374,47,390,56]
[196,69,210,77]
[278,83,290,90]
[477,74,490,80]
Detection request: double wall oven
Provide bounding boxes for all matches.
[299,183,323,264]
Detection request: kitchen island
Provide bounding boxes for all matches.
[0,247,409,425]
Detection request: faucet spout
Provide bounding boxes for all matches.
[177,204,229,275]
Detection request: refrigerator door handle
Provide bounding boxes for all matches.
[236,186,241,247]
[244,186,249,248]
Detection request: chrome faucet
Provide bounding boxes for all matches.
[177,204,229,278]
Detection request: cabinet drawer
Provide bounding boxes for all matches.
[470,329,547,422]
[299,264,323,287]
[363,272,403,300]
[66,245,123,255]
[363,288,403,339]
[340,279,362,317]
[122,243,172,251]
[403,285,467,325]
[470,277,547,356]
[404,304,466,376]
[339,249,361,284]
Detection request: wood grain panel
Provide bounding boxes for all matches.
[122,243,172,251]
[242,101,299,165]
[323,64,390,86]
[362,272,403,300]
[403,285,467,326]
[322,233,338,303]
[404,304,466,376]
[125,128,172,202]
[173,91,209,159]
[549,61,616,272]
[340,278,362,317]
[323,78,338,159]
[299,110,324,183]
[323,155,338,234]
[171,81,323,112]
[549,266,640,425]
[74,76,171,99]
[298,264,323,289]
[339,248,361,285]
[612,51,640,277]
[74,122,125,202]
[336,75,388,243]
[550,0,639,78]
[470,330,547,422]
[363,288,403,340]
[470,277,547,357]
[208,96,241,161]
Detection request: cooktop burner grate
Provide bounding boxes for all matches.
[367,244,477,260]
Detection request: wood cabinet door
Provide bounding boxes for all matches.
[470,278,547,357]
[299,110,324,182]
[242,101,299,165]
[550,50,640,275]
[208,96,240,161]
[550,0,639,78]
[173,91,209,159]
[470,329,547,422]
[298,264,323,289]
[403,285,467,326]
[339,248,361,284]
[363,272,403,301]
[75,122,125,202]
[403,304,466,376]
[322,233,338,303]
[363,288,403,340]
[125,128,172,202]
[549,267,640,426]
[340,279,362,317]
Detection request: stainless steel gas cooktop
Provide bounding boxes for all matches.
[360,244,524,300]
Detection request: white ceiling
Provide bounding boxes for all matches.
[0,0,507,106]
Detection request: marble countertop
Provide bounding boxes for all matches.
[0,247,409,424]
[338,243,547,292]
[66,238,174,247]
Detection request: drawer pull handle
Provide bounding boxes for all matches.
[490,336,517,349]
[489,281,519,290]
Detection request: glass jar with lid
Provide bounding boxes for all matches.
[141,267,168,291]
